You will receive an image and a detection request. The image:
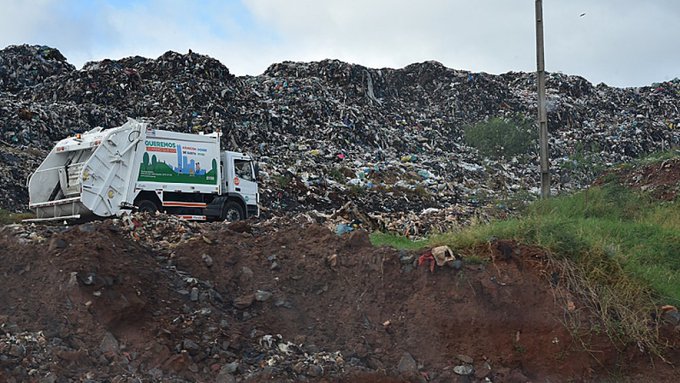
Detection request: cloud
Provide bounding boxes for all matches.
[243,0,680,86]
[243,0,538,71]
[0,0,112,60]
[0,0,678,86]
[0,0,56,43]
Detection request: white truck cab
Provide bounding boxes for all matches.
[221,151,259,220]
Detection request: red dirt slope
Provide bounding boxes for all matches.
[0,217,678,382]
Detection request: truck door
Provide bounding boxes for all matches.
[232,158,258,209]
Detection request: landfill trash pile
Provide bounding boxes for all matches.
[1,44,679,234]
[2,215,679,382]
[0,143,43,209]
[0,45,74,93]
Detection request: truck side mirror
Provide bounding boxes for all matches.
[254,162,260,180]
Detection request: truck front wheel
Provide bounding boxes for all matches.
[137,199,159,214]
[222,201,244,221]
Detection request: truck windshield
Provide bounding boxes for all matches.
[234,159,253,181]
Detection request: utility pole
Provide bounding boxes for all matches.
[535,0,550,198]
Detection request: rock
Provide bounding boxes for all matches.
[208,288,224,303]
[274,299,292,308]
[202,253,214,267]
[99,331,120,356]
[80,272,96,286]
[233,294,255,309]
[215,372,236,383]
[240,267,254,280]
[7,344,25,357]
[456,354,473,364]
[190,287,199,302]
[49,238,67,251]
[78,223,95,233]
[507,368,530,383]
[39,375,58,383]
[662,310,680,325]
[474,361,492,379]
[221,361,239,374]
[255,290,273,302]
[306,364,323,377]
[399,252,416,265]
[293,362,305,374]
[147,368,163,380]
[453,365,474,376]
[397,352,418,374]
[202,236,213,244]
[183,339,200,352]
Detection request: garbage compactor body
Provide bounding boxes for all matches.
[28,119,259,222]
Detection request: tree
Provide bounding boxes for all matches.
[464,116,536,159]
[152,155,157,166]
[142,152,149,167]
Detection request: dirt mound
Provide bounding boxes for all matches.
[1,218,679,382]
[617,157,680,201]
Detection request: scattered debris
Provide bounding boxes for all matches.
[1,45,678,236]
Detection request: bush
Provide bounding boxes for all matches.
[464,116,536,158]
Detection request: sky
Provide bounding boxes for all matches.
[1,0,678,88]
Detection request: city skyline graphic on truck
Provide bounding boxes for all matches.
[138,140,217,185]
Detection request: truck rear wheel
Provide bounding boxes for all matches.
[137,199,159,214]
[222,201,244,221]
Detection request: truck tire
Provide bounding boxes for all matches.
[222,201,244,221]
[137,199,158,214]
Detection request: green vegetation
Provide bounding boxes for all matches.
[370,231,429,250]
[372,183,680,303]
[347,183,366,197]
[273,174,292,188]
[630,149,680,166]
[559,141,605,176]
[464,116,536,159]
[328,168,346,184]
[371,154,680,354]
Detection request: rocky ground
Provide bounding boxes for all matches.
[1,155,680,382]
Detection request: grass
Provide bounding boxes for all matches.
[394,184,680,304]
[370,232,429,250]
[370,154,680,355]
[518,187,680,303]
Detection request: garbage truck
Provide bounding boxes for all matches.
[27,119,259,222]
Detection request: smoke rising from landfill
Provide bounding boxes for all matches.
[0,0,678,87]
